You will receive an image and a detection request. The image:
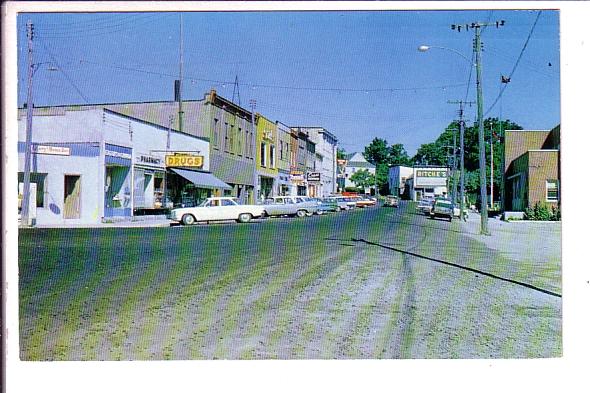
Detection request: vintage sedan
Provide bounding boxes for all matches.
[384,195,399,207]
[354,196,377,208]
[262,196,318,217]
[314,197,339,214]
[170,197,266,225]
[334,196,355,210]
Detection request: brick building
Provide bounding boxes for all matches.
[504,125,560,211]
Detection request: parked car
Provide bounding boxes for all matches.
[384,195,399,207]
[315,197,339,214]
[334,196,356,210]
[170,197,266,225]
[416,197,435,215]
[261,196,318,217]
[429,198,454,222]
[354,196,377,208]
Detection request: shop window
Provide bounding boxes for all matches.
[229,125,235,154]
[237,127,243,156]
[18,172,47,208]
[213,118,219,148]
[224,122,229,152]
[546,180,559,201]
[270,145,276,168]
[260,142,267,167]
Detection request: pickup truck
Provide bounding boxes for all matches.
[169,197,266,225]
[262,196,318,217]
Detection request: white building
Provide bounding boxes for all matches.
[292,127,338,197]
[344,152,376,191]
[18,107,227,225]
[388,165,414,197]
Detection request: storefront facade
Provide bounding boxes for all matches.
[255,114,278,200]
[18,107,219,225]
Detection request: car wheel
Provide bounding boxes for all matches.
[296,210,306,218]
[238,213,253,223]
[181,214,196,225]
[317,210,324,215]
[305,211,313,217]
[449,216,453,222]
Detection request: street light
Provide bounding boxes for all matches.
[417,45,474,66]
[418,43,489,233]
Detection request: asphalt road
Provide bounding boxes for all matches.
[18,201,561,360]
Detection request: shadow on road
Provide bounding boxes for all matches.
[324,237,561,298]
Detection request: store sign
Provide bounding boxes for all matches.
[165,154,204,168]
[414,168,448,187]
[32,145,70,156]
[106,150,132,160]
[290,170,304,181]
[307,172,321,182]
[136,154,162,166]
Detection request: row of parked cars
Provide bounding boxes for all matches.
[169,195,378,225]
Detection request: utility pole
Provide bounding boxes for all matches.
[490,123,494,210]
[178,13,184,134]
[452,19,504,234]
[21,20,35,227]
[448,100,475,222]
[250,99,257,204]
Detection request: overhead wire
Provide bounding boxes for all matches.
[37,36,90,103]
[484,10,543,116]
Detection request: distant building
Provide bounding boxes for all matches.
[343,152,375,192]
[291,127,338,197]
[407,166,449,201]
[388,165,414,198]
[504,125,560,211]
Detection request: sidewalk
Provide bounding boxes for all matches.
[23,217,173,229]
[460,212,561,266]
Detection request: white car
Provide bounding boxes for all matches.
[170,197,266,225]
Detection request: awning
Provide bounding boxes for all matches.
[170,168,232,190]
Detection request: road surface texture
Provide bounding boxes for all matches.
[19,201,561,360]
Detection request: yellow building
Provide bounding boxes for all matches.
[255,114,278,200]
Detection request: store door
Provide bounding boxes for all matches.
[64,175,81,219]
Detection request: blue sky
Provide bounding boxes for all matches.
[17,9,560,156]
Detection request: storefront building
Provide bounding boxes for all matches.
[292,127,338,197]
[18,107,222,225]
[504,126,560,211]
[276,121,293,196]
[101,89,256,204]
[409,166,449,201]
[255,114,278,200]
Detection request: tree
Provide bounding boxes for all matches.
[337,147,347,160]
[389,143,412,166]
[349,169,375,191]
[363,138,390,165]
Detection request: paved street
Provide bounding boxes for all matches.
[18,202,561,360]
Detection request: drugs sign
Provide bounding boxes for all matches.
[165,154,204,168]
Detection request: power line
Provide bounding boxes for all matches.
[37,36,90,103]
[484,10,543,116]
[463,50,475,102]
[36,14,172,38]
[64,57,468,94]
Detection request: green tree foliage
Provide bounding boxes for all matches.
[337,147,347,160]
[362,138,412,194]
[349,169,375,190]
